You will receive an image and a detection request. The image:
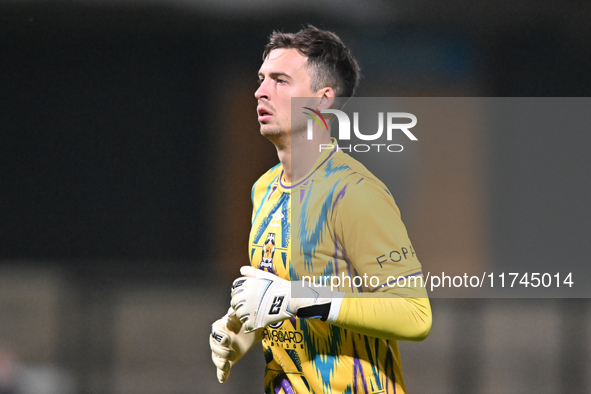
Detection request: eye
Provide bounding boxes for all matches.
[277,78,287,84]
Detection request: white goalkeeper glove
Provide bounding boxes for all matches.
[230,266,344,333]
[210,307,261,383]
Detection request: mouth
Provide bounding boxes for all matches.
[257,106,273,122]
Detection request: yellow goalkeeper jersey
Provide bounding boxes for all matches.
[249,139,428,394]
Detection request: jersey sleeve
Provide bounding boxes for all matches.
[334,176,423,287]
[333,283,431,341]
[332,176,431,341]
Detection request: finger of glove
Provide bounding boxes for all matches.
[232,303,251,326]
[225,311,243,333]
[231,277,248,293]
[242,318,257,334]
[217,368,229,383]
[229,302,254,330]
[211,352,231,372]
[240,266,278,281]
[230,294,246,313]
[230,283,250,310]
[209,336,235,360]
[211,321,231,347]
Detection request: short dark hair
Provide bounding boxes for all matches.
[263,25,361,98]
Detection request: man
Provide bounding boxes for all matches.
[210,26,431,394]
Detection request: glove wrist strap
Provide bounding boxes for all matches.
[296,303,332,321]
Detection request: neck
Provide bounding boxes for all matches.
[275,128,331,184]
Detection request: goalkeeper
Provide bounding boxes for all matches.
[210,25,431,394]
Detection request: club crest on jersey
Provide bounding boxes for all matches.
[260,232,276,270]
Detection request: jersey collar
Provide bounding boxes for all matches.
[278,138,339,191]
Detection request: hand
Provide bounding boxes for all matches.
[230,266,342,332]
[210,307,261,383]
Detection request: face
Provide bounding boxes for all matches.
[255,48,317,139]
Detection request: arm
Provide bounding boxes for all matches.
[332,284,432,341]
[330,177,432,341]
[231,267,431,342]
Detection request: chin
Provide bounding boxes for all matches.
[260,125,284,138]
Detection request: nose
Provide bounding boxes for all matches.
[255,79,269,100]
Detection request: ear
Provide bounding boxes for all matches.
[317,87,335,110]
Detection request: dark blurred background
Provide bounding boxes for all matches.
[1,1,590,393]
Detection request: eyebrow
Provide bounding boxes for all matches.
[257,72,292,81]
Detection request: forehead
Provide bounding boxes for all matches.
[258,48,309,77]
